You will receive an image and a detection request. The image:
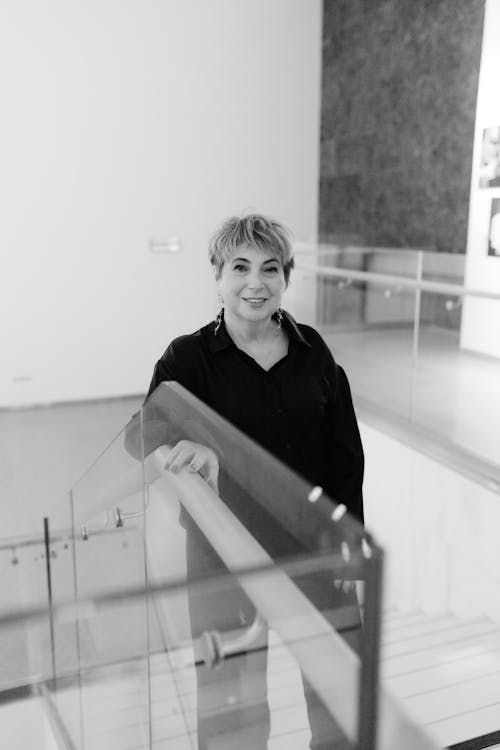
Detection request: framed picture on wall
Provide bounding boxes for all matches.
[488,198,500,257]
[479,126,500,188]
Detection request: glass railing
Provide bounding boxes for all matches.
[288,245,500,478]
[1,556,376,749]
[45,420,152,749]
[287,245,500,748]
[0,381,440,749]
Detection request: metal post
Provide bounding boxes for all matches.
[43,516,57,687]
[410,250,423,421]
[357,543,384,750]
[69,490,85,750]
[140,407,153,750]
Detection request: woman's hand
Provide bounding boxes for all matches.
[163,440,219,493]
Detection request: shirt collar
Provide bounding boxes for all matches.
[282,309,312,347]
[207,309,311,354]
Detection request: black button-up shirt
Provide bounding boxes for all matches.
[145,310,364,523]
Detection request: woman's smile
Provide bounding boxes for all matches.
[243,296,268,305]
[217,244,286,328]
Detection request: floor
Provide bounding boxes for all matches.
[44,613,500,750]
[49,631,313,750]
[0,397,142,540]
[381,609,500,748]
[2,325,500,748]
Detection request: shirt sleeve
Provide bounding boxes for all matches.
[125,337,200,459]
[145,336,200,400]
[324,354,365,524]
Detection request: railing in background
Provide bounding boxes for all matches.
[288,244,500,478]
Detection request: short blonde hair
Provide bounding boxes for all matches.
[208,213,295,285]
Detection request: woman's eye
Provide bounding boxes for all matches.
[233,264,247,272]
[265,267,279,273]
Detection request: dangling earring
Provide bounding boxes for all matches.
[276,308,283,329]
[215,296,223,335]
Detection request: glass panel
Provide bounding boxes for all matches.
[6,547,371,749]
[0,533,50,691]
[317,246,420,277]
[295,245,421,276]
[70,423,152,749]
[291,247,500,456]
[420,250,465,285]
[291,247,500,452]
[42,423,152,749]
[288,246,421,332]
[138,382,365,556]
[288,271,418,421]
[3,381,458,749]
[363,390,500,748]
[289,245,500,747]
[413,288,500,465]
[129,382,379,749]
[147,552,368,750]
[44,493,83,748]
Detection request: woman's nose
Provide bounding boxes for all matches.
[246,272,264,289]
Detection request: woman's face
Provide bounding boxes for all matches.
[217,244,286,325]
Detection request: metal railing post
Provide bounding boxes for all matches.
[43,517,57,687]
[410,250,423,421]
[357,539,384,750]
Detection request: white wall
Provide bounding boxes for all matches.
[461,0,500,358]
[362,422,500,623]
[0,0,322,407]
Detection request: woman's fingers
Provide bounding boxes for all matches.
[163,441,219,493]
[204,461,219,494]
[164,441,195,473]
[163,441,182,469]
[187,454,204,472]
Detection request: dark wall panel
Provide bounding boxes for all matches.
[319,0,485,252]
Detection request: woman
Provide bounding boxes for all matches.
[142,213,364,749]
